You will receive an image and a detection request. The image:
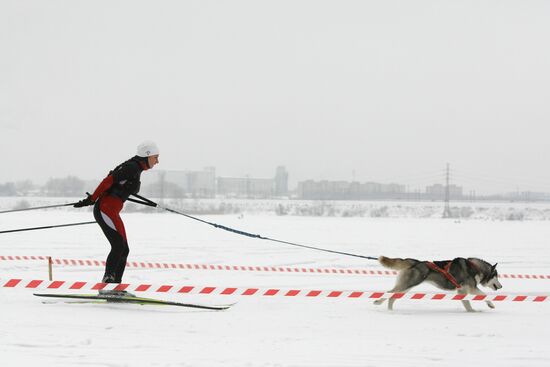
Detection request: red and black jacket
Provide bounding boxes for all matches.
[91,156,150,203]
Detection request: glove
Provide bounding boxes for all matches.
[74,194,95,208]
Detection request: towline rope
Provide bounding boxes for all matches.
[128,194,378,261]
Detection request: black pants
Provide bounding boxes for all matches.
[93,197,129,283]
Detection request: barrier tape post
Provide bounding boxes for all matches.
[48,256,53,281]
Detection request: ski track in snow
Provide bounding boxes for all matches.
[1,201,550,366]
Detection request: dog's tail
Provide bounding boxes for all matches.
[378,256,417,270]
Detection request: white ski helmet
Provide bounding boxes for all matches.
[137,141,160,157]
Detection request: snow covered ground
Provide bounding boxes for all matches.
[1,200,549,366]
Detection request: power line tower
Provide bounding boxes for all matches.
[443,163,452,218]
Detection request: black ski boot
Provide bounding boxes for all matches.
[99,273,135,297]
[98,289,136,297]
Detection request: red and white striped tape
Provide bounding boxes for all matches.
[1,255,549,280]
[1,255,49,261]
[1,277,549,303]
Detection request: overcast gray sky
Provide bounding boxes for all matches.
[1,0,549,194]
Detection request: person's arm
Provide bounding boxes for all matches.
[90,175,115,202]
[73,174,113,208]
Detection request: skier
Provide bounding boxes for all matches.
[74,141,160,286]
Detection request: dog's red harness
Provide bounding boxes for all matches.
[426,261,462,289]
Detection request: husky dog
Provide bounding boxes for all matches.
[374,256,502,312]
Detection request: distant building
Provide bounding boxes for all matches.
[216,167,288,198]
[362,182,383,194]
[142,168,216,198]
[297,180,405,200]
[504,191,550,202]
[217,177,273,198]
[186,167,216,197]
[274,166,289,196]
[425,184,463,200]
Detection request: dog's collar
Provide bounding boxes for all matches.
[467,260,485,282]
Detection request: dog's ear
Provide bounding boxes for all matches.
[492,263,498,269]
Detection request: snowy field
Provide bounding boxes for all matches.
[1,200,549,366]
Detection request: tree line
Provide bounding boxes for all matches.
[0,176,86,197]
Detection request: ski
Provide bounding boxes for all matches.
[33,293,231,311]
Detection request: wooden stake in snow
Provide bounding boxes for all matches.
[48,256,53,281]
